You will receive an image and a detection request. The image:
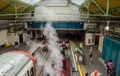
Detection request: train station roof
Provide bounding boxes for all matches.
[0,0,119,20]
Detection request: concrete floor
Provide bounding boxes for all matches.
[0,43,30,54]
[82,45,107,76]
[74,41,107,76]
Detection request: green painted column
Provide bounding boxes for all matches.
[106,0,110,16]
[92,0,105,14]
[87,0,92,18]
[14,2,18,19]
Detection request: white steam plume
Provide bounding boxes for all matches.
[43,22,63,76]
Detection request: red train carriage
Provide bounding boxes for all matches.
[61,57,71,76]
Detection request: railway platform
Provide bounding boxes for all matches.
[73,41,108,76]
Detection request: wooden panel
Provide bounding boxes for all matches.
[4,6,15,12]
[109,0,120,9]
[94,0,120,9]
[113,12,120,16]
[94,0,107,10]
[0,0,12,9]
[90,5,101,13]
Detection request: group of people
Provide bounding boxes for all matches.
[75,42,85,64]
[75,42,93,64]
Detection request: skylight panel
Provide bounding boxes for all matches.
[20,0,41,5]
[71,0,85,6]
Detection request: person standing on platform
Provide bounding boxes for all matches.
[106,59,114,76]
[15,41,19,50]
[89,46,94,62]
[79,42,83,50]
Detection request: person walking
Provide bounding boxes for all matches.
[89,46,94,62]
[79,42,83,50]
[15,41,19,50]
[106,59,114,76]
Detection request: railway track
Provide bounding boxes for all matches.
[33,41,51,76]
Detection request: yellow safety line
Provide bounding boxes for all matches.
[78,64,82,76]
[70,41,83,76]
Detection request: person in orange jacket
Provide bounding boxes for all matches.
[90,70,102,76]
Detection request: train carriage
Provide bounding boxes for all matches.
[0,50,71,76]
[0,51,36,76]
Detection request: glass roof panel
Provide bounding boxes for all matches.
[71,0,85,6]
[20,0,41,5]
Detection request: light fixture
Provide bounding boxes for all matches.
[105,21,110,31]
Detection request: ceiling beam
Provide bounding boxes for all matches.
[106,0,110,16]
[22,6,34,13]
[87,0,93,15]
[0,0,20,13]
[109,7,120,13]
[92,0,106,14]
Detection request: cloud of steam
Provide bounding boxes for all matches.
[43,22,63,76]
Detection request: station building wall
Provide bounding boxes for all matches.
[0,30,8,45]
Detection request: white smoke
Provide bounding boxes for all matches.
[34,1,64,75]
[43,22,63,76]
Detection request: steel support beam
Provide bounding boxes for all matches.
[87,0,92,14]
[16,6,28,18]
[15,2,18,19]
[92,0,106,14]
[0,13,119,18]
[86,0,93,19]
[109,7,120,13]
[106,0,110,16]
[22,6,34,12]
[17,6,28,13]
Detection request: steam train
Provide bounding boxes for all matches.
[0,50,70,76]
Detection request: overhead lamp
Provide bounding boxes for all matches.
[105,21,110,31]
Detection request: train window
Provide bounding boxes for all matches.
[30,67,34,76]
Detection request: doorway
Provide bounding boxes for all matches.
[95,35,99,45]
[19,34,23,44]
